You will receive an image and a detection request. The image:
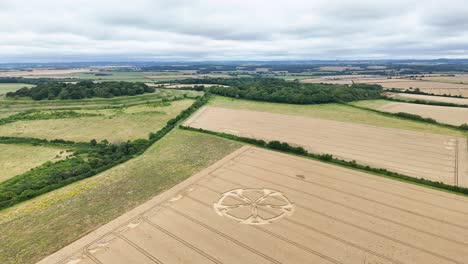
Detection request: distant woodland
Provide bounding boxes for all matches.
[6,81,154,100]
[179,78,384,104]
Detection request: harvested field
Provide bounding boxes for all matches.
[0,100,194,142]
[39,146,468,264]
[420,75,468,84]
[360,80,468,89]
[352,100,468,126]
[358,79,468,97]
[186,106,468,187]
[0,144,68,182]
[209,96,465,137]
[385,92,468,105]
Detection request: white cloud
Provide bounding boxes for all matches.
[0,0,467,62]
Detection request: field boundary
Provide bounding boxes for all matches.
[179,125,468,197]
[385,89,468,99]
[383,95,468,108]
[345,103,468,132]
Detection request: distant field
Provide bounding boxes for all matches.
[0,68,93,77]
[209,96,465,137]
[0,100,194,143]
[0,129,242,264]
[0,144,68,182]
[352,100,468,126]
[420,75,468,84]
[0,83,35,96]
[301,78,353,84]
[300,76,468,97]
[186,106,467,186]
[386,92,468,105]
[357,79,468,97]
[364,80,468,89]
[319,66,362,71]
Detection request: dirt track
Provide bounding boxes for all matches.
[378,102,468,126]
[38,146,468,264]
[185,106,468,187]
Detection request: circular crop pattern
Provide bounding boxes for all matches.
[213,188,294,225]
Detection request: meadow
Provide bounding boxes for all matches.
[0,83,35,96]
[0,99,195,142]
[0,144,68,182]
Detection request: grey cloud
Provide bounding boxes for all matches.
[0,0,467,62]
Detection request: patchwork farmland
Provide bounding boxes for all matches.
[2,62,468,264]
[185,106,468,187]
[39,147,468,264]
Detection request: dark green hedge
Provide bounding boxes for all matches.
[384,96,468,108]
[347,104,468,132]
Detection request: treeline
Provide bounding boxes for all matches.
[6,81,155,100]
[0,94,210,210]
[175,78,383,104]
[384,96,468,108]
[180,126,468,196]
[387,88,465,98]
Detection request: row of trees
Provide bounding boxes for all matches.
[6,81,155,100]
[177,78,383,104]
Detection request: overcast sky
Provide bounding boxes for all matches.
[0,0,467,62]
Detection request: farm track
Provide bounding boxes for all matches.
[185,106,467,186]
[39,147,468,264]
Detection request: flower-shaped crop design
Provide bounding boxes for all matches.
[213,188,294,225]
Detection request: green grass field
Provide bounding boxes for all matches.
[348,99,393,109]
[0,83,35,96]
[209,96,466,137]
[0,129,242,264]
[0,144,68,182]
[0,100,195,142]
